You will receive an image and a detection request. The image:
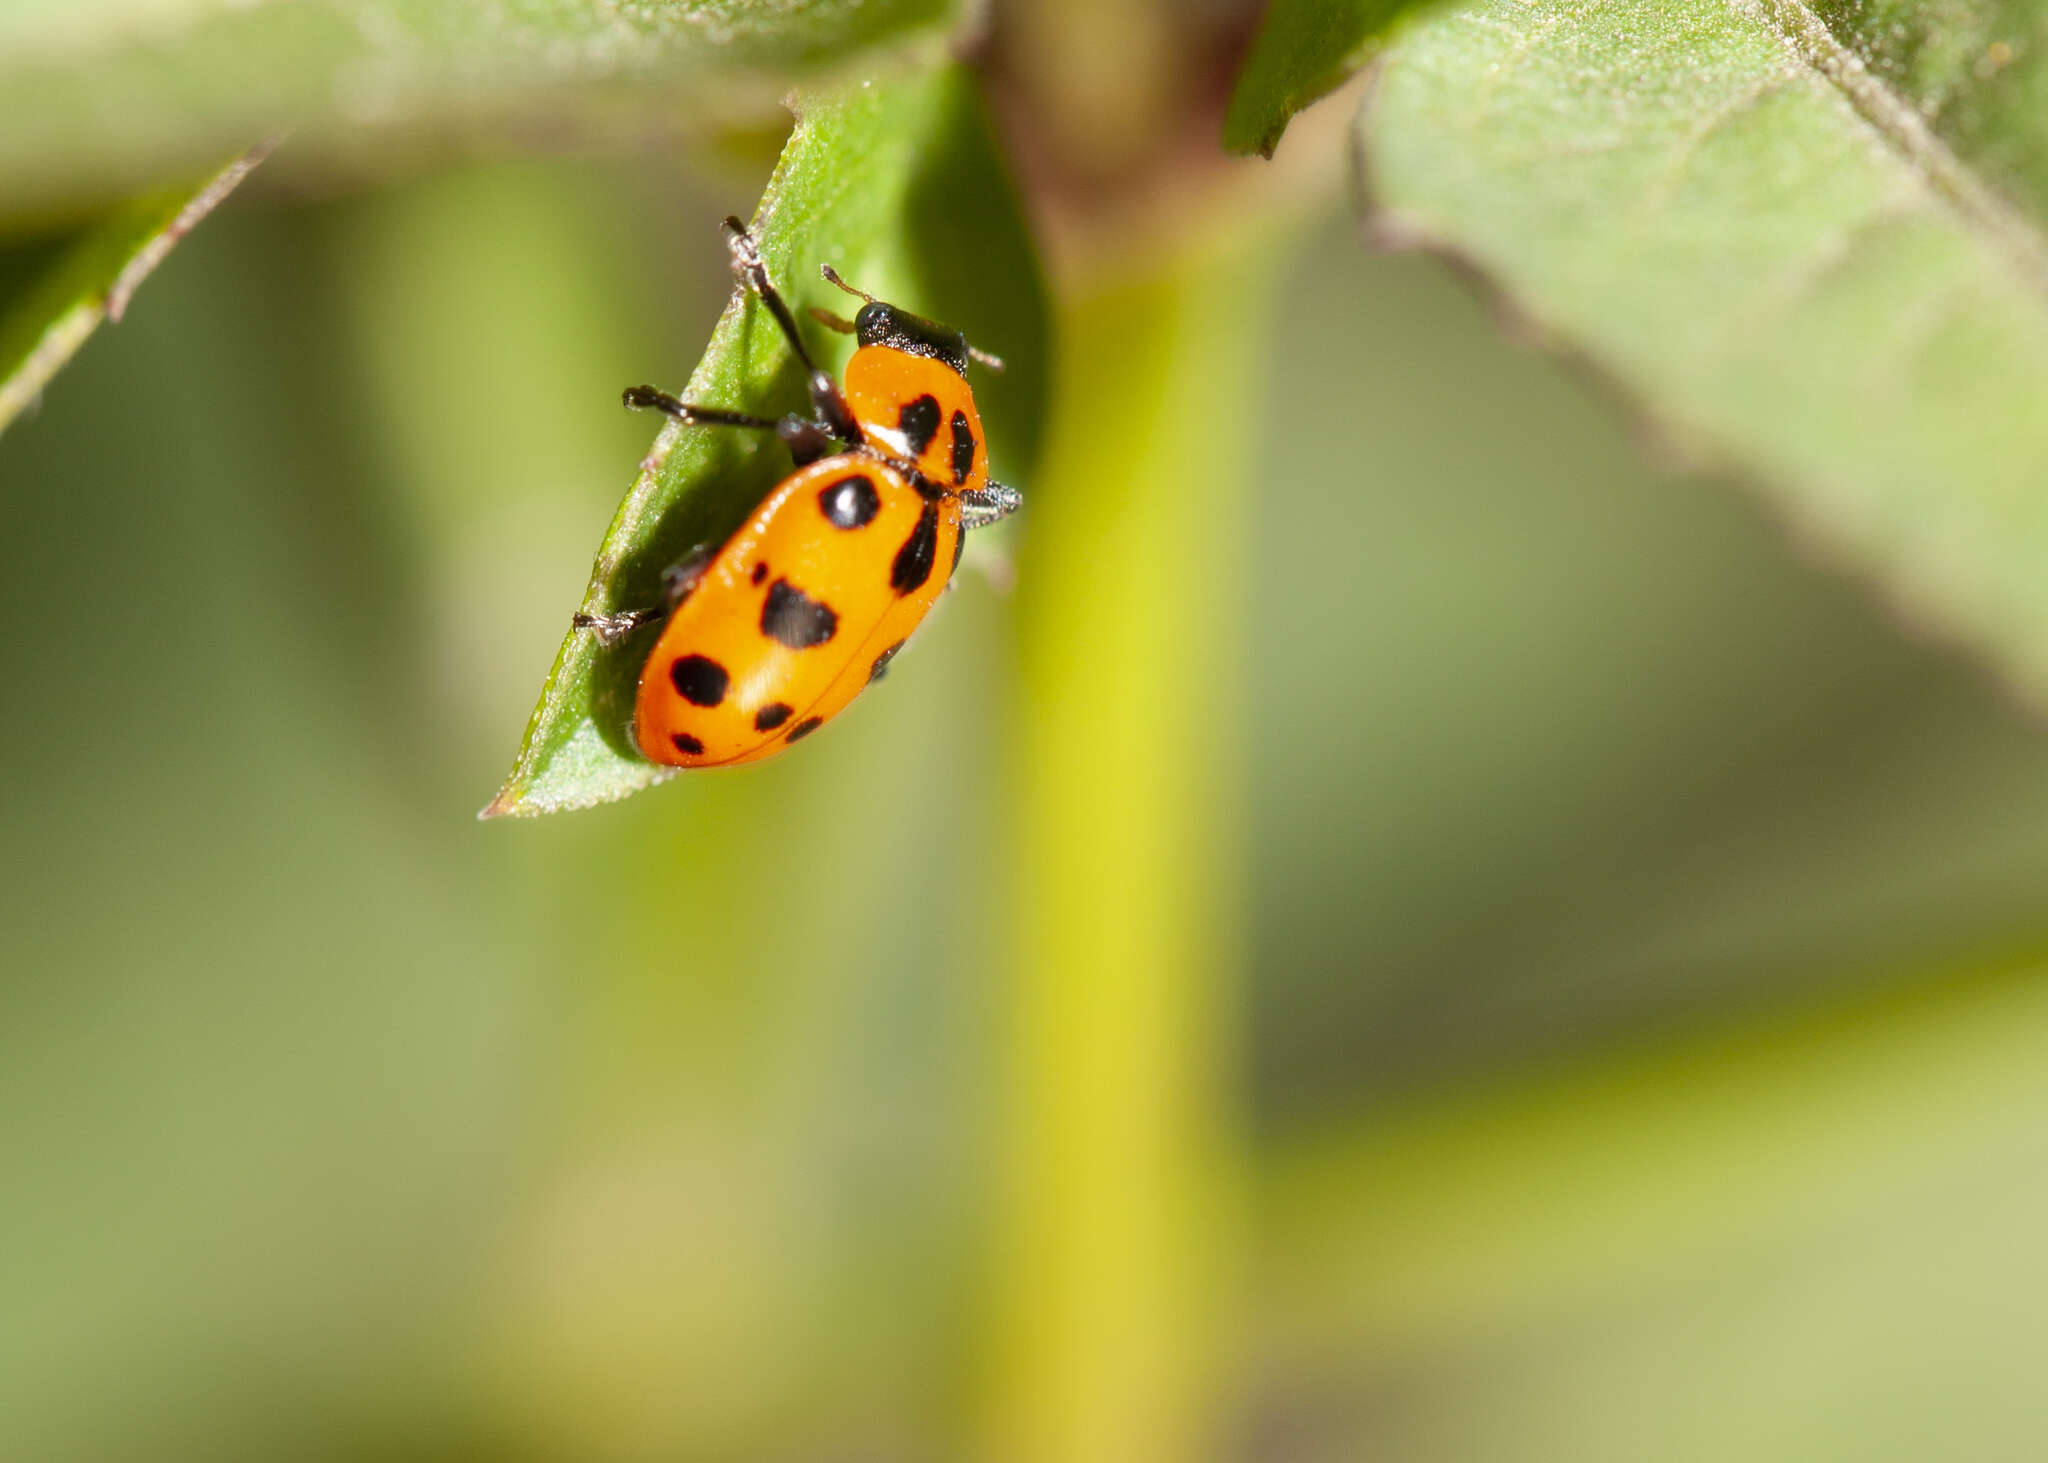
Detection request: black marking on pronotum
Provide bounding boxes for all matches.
[785,716,825,743]
[868,640,906,684]
[761,579,838,649]
[751,561,768,586]
[898,395,941,455]
[669,654,729,707]
[950,411,975,484]
[854,302,970,376]
[671,732,705,756]
[890,502,940,594]
[753,702,793,732]
[819,474,880,530]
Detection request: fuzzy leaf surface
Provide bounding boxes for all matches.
[0,0,955,221]
[1360,0,2048,700]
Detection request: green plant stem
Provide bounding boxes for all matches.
[985,230,1273,1462]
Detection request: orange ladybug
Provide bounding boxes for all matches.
[574,218,1018,768]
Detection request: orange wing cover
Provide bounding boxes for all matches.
[633,454,962,767]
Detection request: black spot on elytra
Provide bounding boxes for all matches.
[890,501,940,595]
[761,578,838,649]
[669,654,729,707]
[753,702,793,732]
[950,524,967,580]
[898,394,941,455]
[750,560,767,585]
[670,732,705,756]
[786,716,825,743]
[950,411,975,484]
[819,473,881,530]
[868,640,906,684]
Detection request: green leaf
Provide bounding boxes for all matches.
[0,0,957,222]
[1224,0,1410,158]
[0,145,267,439]
[483,63,1049,818]
[1358,0,2048,703]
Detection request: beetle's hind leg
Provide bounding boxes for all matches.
[571,606,661,644]
[571,544,716,643]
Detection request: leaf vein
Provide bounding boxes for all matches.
[1737,0,2048,297]
[1467,0,1619,119]
[1632,64,1804,222]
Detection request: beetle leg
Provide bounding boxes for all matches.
[776,414,837,465]
[570,544,715,644]
[571,607,663,644]
[622,385,779,431]
[959,480,1022,529]
[721,217,862,446]
[625,385,840,470]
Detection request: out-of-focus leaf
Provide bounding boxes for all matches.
[0,0,957,222]
[1358,0,2048,703]
[0,145,267,438]
[484,63,1048,817]
[1255,949,2048,1458]
[1243,221,2048,1129]
[1224,0,1411,158]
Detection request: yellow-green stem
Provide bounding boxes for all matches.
[986,231,1274,1462]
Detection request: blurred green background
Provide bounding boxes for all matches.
[6,137,2048,1461]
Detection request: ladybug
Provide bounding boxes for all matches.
[574,217,1019,768]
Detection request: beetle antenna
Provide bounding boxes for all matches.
[809,306,859,335]
[968,344,1007,374]
[819,263,876,303]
